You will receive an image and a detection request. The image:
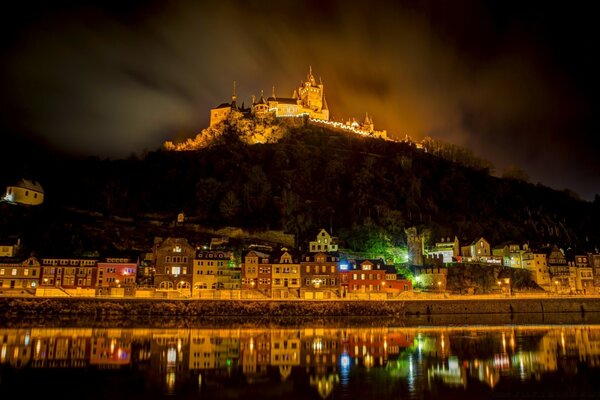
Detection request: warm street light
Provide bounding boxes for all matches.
[437,281,442,292]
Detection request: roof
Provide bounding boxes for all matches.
[11,179,44,193]
[273,97,298,105]
[213,102,232,109]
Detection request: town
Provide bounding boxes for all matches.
[1,220,599,299]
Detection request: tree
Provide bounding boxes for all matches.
[502,165,530,182]
[219,190,240,221]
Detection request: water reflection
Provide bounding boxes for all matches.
[2,325,600,398]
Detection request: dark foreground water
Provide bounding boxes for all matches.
[2,319,600,399]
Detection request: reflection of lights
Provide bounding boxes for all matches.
[36,340,41,355]
[312,339,323,352]
[364,353,373,369]
[167,348,177,364]
[249,338,254,352]
[24,333,30,346]
[177,339,182,352]
[340,353,350,369]
[166,371,176,389]
[1,344,6,361]
[198,373,202,389]
[110,339,116,353]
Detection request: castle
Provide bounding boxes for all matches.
[210,66,330,127]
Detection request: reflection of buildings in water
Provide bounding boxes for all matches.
[239,330,271,383]
[189,329,239,370]
[427,356,466,388]
[0,329,33,369]
[30,328,92,368]
[90,329,132,367]
[310,373,340,399]
[149,329,190,395]
[271,329,300,380]
[5,325,600,398]
[467,359,500,388]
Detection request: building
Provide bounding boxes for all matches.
[567,249,594,294]
[300,252,340,299]
[523,251,551,288]
[308,229,338,253]
[492,242,530,268]
[39,257,98,294]
[461,237,492,263]
[0,256,41,291]
[545,245,575,293]
[270,248,301,298]
[241,249,271,294]
[425,236,459,265]
[383,265,413,293]
[153,237,195,297]
[209,67,330,127]
[3,179,44,206]
[96,257,138,296]
[590,253,600,292]
[347,260,387,293]
[0,238,21,258]
[192,250,238,296]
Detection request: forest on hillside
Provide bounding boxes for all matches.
[2,121,600,257]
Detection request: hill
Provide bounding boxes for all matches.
[2,121,599,257]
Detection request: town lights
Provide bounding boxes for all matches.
[437,281,442,292]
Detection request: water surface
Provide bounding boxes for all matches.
[2,319,600,399]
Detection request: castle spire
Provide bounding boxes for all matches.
[322,95,329,111]
[307,65,316,85]
[231,81,238,109]
[272,85,276,99]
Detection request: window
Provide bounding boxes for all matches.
[0,269,4,275]
[306,265,310,273]
[24,269,29,276]
[11,269,17,276]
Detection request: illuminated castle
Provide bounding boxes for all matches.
[210,66,329,127]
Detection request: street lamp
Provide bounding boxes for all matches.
[554,280,560,294]
[504,278,511,296]
[437,281,442,292]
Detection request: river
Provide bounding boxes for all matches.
[2,317,600,399]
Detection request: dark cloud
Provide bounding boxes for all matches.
[0,0,598,199]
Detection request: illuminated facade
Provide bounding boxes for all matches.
[192,250,238,295]
[270,248,301,298]
[153,237,195,296]
[300,252,340,299]
[241,250,271,293]
[210,66,329,127]
[309,229,338,253]
[97,258,138,297]
[0,256,41,291]
[3,179,44,206]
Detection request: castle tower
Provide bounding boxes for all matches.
[253,90,269,116]
[298,66,324,113]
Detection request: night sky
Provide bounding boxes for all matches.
[1,1,598,200]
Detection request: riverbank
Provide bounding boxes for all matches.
[3,296,600,317]
[3,297,600,328]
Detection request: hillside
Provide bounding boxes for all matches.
[2,121,599,257]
